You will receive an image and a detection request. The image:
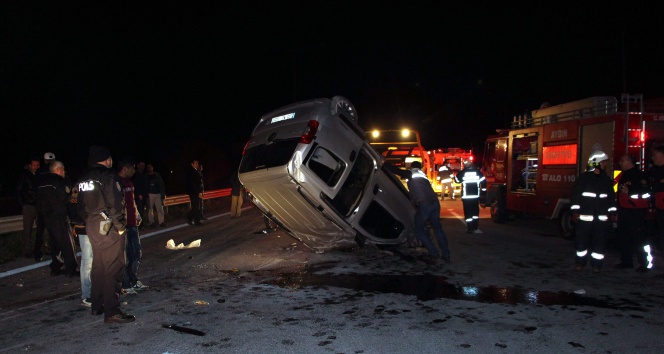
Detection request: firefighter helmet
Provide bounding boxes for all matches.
[588,150,608,168]
[43,152,55,161]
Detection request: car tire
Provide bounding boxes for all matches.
[331,96,358,122]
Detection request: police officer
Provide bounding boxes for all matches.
[615,154,653,272]
[454,160,486,233]
[570,151,617,273]
[36,160,78,276]
[77,146,135,324]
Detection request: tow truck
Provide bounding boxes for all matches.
[367,128,433,187]
[481,94,664,237]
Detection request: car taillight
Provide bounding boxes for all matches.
[299,120,319,144]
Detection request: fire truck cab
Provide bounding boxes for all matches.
[481,94,664,237]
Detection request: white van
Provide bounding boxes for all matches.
[238,96,414,252]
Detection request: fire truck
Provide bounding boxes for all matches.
[429,148,474,197]
[367,128,434,186]
[481,94,664,237]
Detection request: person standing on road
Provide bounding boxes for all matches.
[230,166,243,218]
[36,160,79,277]
[454,160,486,233]
[615,154,653,272]
[118,158,149,294]
[146,162,166,227]
[67,185,92,308]
[186,159,204,226]
[648,145,664,258]
[570,150,617,273]
[34,151,57,260]
[132,161,149,229]
[404,161,451,262]
[77,145,135,324]
[16,157,40,259]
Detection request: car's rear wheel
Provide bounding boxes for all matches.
[331,96,358,122]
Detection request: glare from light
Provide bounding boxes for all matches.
[372,130,380,138]
[401,129,410,137]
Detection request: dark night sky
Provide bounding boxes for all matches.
[2,2,663,196]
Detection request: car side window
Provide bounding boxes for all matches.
[308,147,345,186]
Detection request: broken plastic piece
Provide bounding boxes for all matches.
[194,300,209,305]
[166,239,201,250]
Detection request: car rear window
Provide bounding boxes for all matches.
[239,138,300,173]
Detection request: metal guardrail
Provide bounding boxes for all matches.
[0,188,232,235]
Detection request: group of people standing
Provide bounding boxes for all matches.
[571,149,663,273]
[17,146,153,324]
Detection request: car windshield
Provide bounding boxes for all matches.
[239,138,300,173]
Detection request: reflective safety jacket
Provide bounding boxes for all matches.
[647,164,664,209]
[454,166,485,199]
[616,167,650,209]
[571,170,616,222]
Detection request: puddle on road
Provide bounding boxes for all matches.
[263,271,646,311]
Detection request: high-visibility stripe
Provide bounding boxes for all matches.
[579,215,594,221]
[645,245,654,269]
[582,192,597,197]
[591,252,604,260]
[577,250,588,257]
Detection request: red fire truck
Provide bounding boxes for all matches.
[481,94,664,237]
[429,148,474,197]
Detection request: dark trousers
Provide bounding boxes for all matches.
[414,200,450,259]
[461,198,480,231]
[188,194,202,223]
[123,226,142,288]
[21,205,38,256]
[34,212,47,259]
[617,208,648,267]
[574,220,609,269]
[43,213,78,273]
[89,227,126,317]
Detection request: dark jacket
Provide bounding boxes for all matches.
[454,164,486,198]
[186,166,203,196]
[571,170,616,219]
[132,170,149,199]
[406,168,439,207]
[617,166,650,209]
[648,164,664,209]
[147,172,165,199]
[36,173,70,216]
[77,164,127,233]
[16,167,38,206]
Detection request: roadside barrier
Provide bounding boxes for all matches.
[0,188,231,235]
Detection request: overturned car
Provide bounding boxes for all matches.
[238,96,414,252]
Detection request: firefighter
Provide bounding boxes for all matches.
[454,160,485,233]
[615,154,653,272]
[570,151,617,273]
[438,164,455,200]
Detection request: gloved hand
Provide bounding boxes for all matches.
[572,213,580,222]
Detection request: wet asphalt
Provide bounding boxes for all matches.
[1,199,664,353]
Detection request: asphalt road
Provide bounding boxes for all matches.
[1,199,663,353]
